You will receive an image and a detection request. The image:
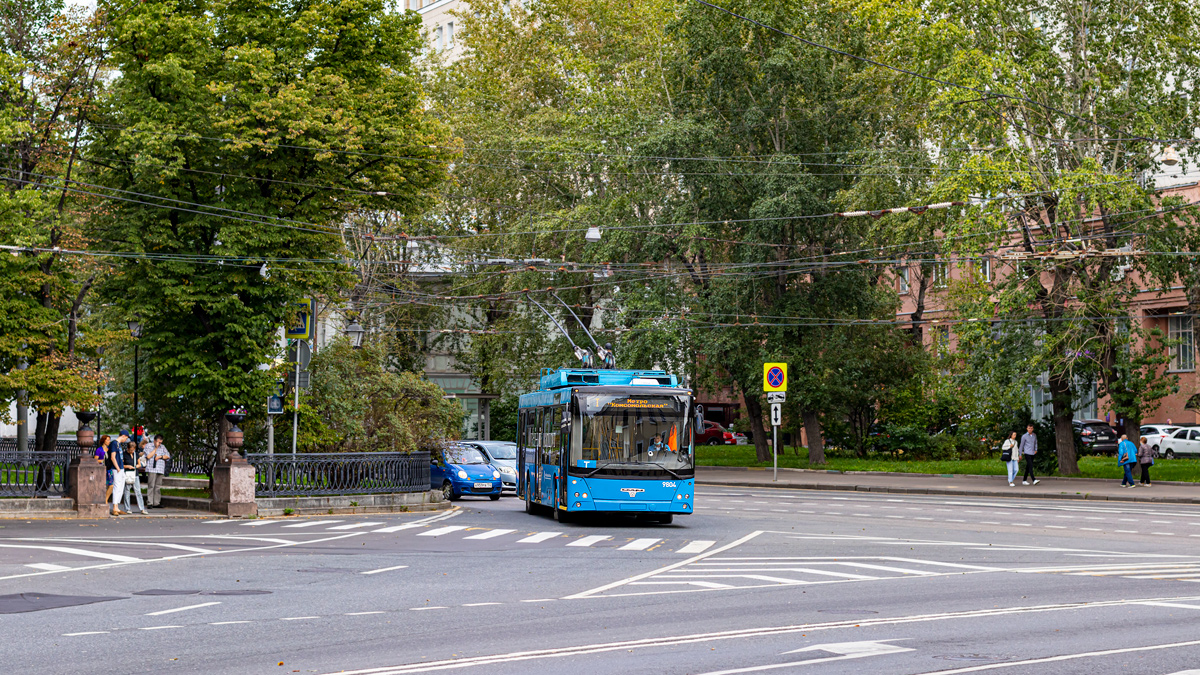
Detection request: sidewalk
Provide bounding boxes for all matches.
[696,466,1200,504]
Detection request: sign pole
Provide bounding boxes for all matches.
[291,340,301,457]
[763,363,788,484]
[267,414,274,455]
[773,423,778,482]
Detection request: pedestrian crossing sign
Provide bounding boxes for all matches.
[763,363,787,392]
[285,299,315,340]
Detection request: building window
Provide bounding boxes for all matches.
[1170,315,1195,371]
[897,267,909,294]
[932,262,949,288]
[976,256,991,282]
[434,25,443,51]
[446,21,454,49]
[934,325,951,353]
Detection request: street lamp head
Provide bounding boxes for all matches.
[1162,146,1181,167]
[585,226,602,243]
[344,320,366,349]
[128,316,142,338]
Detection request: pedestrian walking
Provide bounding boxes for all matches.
[1019,424,1040,485]
[145,435,170,509]
[107,431,129,516]
[121,439,148,514]
[1001,431,1020,487]
[1117,434,1138,487]
[1137,435,1155,487]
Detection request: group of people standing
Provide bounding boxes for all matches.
[1001,424,1156,488]
[93,429,170,516]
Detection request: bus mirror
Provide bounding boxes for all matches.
[694,405,704,434]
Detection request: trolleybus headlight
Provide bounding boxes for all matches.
[575,502,581,507]
[457,470,468,479]
[581,493,587,498]
[574,492,579,497]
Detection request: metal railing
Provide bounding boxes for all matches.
[246,452,430,497]
[0,445,76,498]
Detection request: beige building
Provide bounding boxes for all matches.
[406,0,467,61]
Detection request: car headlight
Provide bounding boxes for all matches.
[457,470,468,479]
[493,470,501,479]
[500,466,516,475]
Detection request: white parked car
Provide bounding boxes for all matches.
[1157,426,1200,459]
[1139,425,1179,457]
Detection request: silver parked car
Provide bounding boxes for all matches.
[461,441,518,493]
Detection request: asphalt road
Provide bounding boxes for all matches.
[5,488,1200,674]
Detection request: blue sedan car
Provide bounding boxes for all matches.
[432,444,502,501]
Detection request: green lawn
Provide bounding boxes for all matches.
[161,488,211,499]
[697,445,1200,482]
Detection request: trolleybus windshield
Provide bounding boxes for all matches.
[572,393,694,474]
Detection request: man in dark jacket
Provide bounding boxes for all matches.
[1019,424,1040,486]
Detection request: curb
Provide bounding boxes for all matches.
[696,479,1200,505]
[699,465,1200,488]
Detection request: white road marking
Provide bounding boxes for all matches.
[620,538,661,551]
[372,523,425,534]
[329,522,385,530]
[1141,601,1200,610]
[0,543,139,563]
[520,598,557,603]
[702,640,914,675]
[361,565,409,575]
[63,631,108,636]
[139,625,183,630]
[319,595,1200,675]
[678,541,715,554]
[146,601,221,616]
[417,526,469,538]
[566,531,764,599]
[464,529,516,540]
[345,612,386,616]
[567,535,611,548]
[1045,526,1066,529]
[410,607,446,611]
[282,520,343,528]
[908,638,1200,674]
[25,563,72,571]
[517,532,562,544]
[462,602,502,607]
[13,538,216,554]
[281,616,320,620]
[211,621,251,625]
[240,520,281,526]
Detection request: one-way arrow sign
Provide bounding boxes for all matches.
[701,640,913,675]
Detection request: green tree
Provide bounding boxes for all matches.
[88,0,452,460]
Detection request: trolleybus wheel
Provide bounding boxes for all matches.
[657,514,674,525]
[554,506,572,523]
[525,490,537,514]
[442,481,458,502]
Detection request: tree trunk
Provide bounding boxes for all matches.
[38,412,60,453]
[1124,413,1142,446]
[34,411,48,451]
[743,392,770,463]
[1048,371,1079,475]
[217,412,230,464]
[803,410,825,465]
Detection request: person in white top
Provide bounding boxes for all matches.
[1001,431,1020,487]
[145,435,171,509]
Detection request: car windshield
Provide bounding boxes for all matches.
[481,444,516,460]
[571,393,693,471]
[445,447,488,465]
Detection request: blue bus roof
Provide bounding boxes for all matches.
[518,369,683,409]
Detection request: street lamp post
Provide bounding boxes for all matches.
[128,317,141,439]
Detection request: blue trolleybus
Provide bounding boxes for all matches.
[517,367,699,523]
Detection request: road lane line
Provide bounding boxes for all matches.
[139,625,183,630]
[517,532,562,544]
[464,529,516,540]
[346,612,386,616]
[567,536,611,548]
[1141,601,1200,610]
[14,538,216,554]
[620,538,661,551]
[566,531,763,599]
[240,520,281,526]
[409,607,446,611]
[0,543,139,563]
[146,601,221,616]
[319,595,1200,675]
[907,638,1200,674]
[678,541,715,554]
[63,632,108,636]
[282,520,343,528]
[418,526,469,537]
[329,522,385,530]
[210,621,251,625]
[361,565,409,575]
[462,603,502,607]
[281,616,319,620]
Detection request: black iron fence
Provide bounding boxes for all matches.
[246,452,430,497]
[0,441,76,497]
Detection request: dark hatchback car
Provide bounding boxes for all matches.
[1074,419,1119,455]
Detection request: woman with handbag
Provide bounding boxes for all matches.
[1137,435,1155,486]
[121,440,149,514]
[1001,432,1020,487]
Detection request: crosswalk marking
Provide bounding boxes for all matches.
[281,520,342,529]
[0,543,140,563]
[464,529,516,540]
[678,540,715,554]
[418,526,469,537]
[328,522,385,530]
[26,563,72,572]
[517,532,561,544]
[619,538,661,551]
[241,520,281,527]
[372,523,424,533]
[567,535,611,548]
